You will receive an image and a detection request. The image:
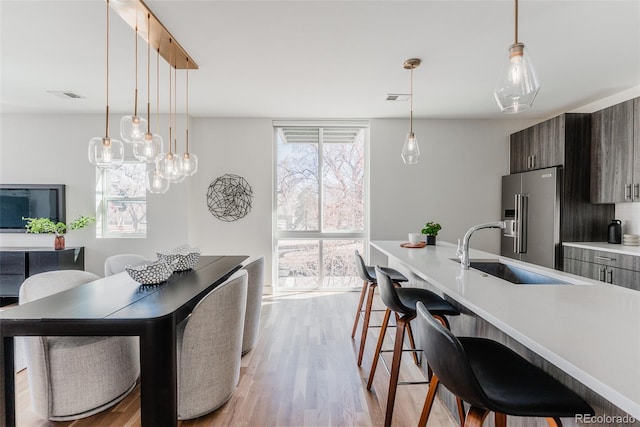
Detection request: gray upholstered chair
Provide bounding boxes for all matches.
[241,256,265,355]
[19,270,140,421]
[177,269,248,420]
[104,253,148,276]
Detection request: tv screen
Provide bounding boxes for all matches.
[0,184,66,232]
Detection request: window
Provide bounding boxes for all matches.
[274,123,368,289]
[96,162,147,238]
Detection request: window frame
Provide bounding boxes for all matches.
[272,121,369,290]
[96,161,148,239]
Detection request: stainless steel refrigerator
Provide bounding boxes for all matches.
[501,167,561,269]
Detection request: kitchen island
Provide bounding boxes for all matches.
[371,240,639,426]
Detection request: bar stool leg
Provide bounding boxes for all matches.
[405,321,420,366]
[465,407,491,427]
[367,308,391,390]
[383,314,413,427]
[546,417,563,427]
[357,282,377,366]
[495,412,507,427]
[418,375,439,427]
[351,280,369,339]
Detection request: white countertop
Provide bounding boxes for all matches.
[563,241,640,257]
[371,240,640,419]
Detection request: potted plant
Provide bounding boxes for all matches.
[421,221,442,245]
[23,215,95,250]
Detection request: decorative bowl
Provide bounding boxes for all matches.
[157,245,201,272]
[126,260,173,285]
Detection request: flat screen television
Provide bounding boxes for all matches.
[0,184,66,233]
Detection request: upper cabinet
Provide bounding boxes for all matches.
[509,115,567,173]
[591,98,640,203]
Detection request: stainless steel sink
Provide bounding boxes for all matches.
[451,259,570,285]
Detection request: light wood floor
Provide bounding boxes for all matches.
[13,291,457,427]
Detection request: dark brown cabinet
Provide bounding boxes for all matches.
[509,115,566,173]
[591,97,640,203]
[563,245,640,291]
[0,247,85,305]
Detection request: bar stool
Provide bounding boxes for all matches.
[415,301,595,427]
[368,266,462,427]
[352,250,408,366]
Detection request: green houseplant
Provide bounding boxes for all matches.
[421,221,442,245]
[23,215,95,250]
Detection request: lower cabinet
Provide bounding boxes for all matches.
[563,246,640,291]
[0,247,85,305]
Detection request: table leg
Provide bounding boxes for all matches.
[1,336,15,427]
[140,317,177,427]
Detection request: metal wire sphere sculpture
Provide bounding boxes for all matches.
[207,174,253,221]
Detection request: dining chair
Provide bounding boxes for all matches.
[19,270,140,421]
[104,253,148,276]
[177,269,248,419]
[241,256,265,355]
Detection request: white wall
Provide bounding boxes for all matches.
[187,118,274,288]
[369,118,531,266]
[0,114,189,275]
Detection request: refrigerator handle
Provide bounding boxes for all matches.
[514,193,528,254]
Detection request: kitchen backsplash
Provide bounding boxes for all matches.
[615,203,640,234]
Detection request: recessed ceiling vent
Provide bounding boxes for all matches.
[386,93,410,101]
[47,91,85,99]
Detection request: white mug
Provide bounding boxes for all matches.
[408,233,424,244]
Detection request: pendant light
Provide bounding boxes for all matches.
[147,47,169,194]
[401,58,421,165]
[180,59,198,176]
[156,40,184,182]
[134,13,162,162]
[120,19,147,143]
[494,0,540,114]
[88,0,124,170]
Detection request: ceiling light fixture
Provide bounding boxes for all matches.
[180,59,198,176]
[88,0,124,170]
[401,58,421,165]
[134,13,162,163]
[120,19,147,144]
[147,46,169,194]
[494,0,540,114]
[156,40,184,183]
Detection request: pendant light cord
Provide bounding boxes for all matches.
[186,59,189,155]
[514,0,519,44]
[134,22,138,117]
[168,40,173,154]
[156,48,160,135]
[409,66,414,135]
[173,59,177,154]
[146,14,151,133]
[105,0,110,139]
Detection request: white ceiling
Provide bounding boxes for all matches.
[1,0,639,120]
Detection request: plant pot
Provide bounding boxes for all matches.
[425,235,436,245]
[54,235,65,250]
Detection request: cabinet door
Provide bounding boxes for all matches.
[605,265,640,291]
[591,100,634,203]
[531,115,564,170]
[510,128,532,173]
[563,258,601,281]
[633,98,640,201]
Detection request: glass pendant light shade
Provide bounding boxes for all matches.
[120,115,147,143]
[156,152,184,182]
[401,132,420,165]
[494,43,540,114]
[181,152,198,176]
[134,132,163,162]
[146,168,170,193]
[88,136,124,169]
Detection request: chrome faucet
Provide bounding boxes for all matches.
[457,221,507,269]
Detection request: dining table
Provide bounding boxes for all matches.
[0,254,248,427]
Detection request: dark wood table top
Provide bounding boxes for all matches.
[0,255,247,324]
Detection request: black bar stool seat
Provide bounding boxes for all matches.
[395,287,461,316]
[416,301,595,427]
[352,250,408,367]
